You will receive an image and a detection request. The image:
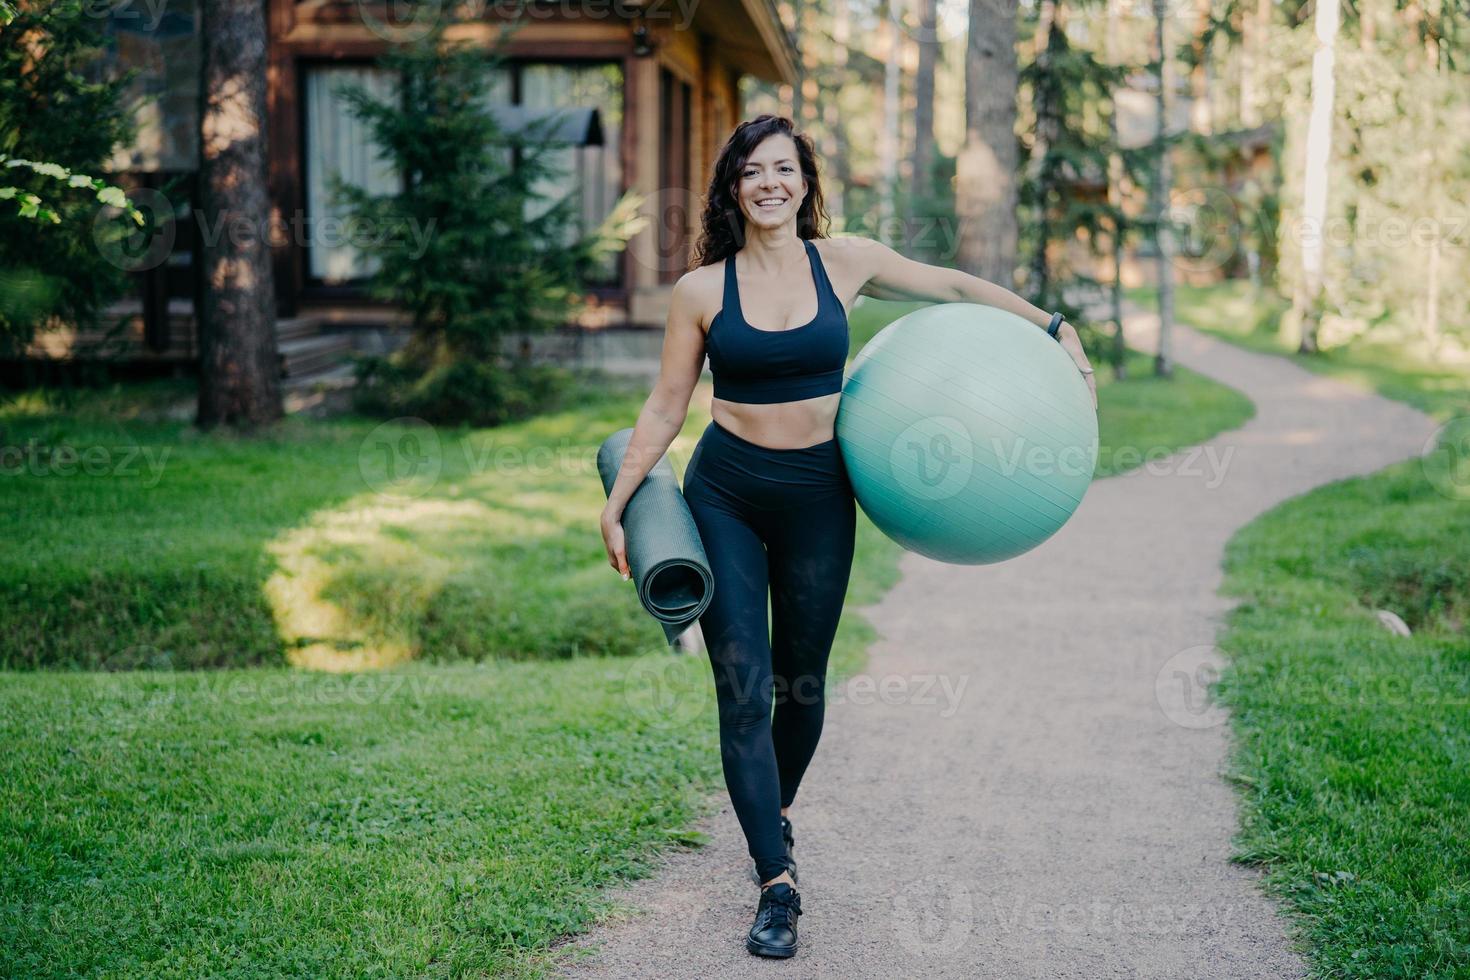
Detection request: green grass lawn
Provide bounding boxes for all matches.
[1,306,1257,978]
[1153,280,1470,977]
[1215,459,1470,978]
[1128,281,1470,423]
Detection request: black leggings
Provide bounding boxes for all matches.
[681,417,856,885]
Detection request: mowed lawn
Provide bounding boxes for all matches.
[1164,281,1470,978]
[2,304,1256,978]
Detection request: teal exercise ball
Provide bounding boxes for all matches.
[836,303,1099,564]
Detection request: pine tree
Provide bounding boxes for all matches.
[334,21,641,425]
[1017,0,1142,364]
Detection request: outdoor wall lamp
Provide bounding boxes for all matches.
[632,9,654,57]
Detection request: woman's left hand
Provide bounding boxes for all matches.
[1056,321,1097,410]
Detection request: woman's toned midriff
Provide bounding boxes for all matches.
[703,240,852,451]
[710,392,842,451]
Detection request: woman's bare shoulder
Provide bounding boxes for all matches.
[676,260,727,334]
[811,234,881,274]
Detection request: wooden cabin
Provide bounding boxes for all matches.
[39,0,798,381]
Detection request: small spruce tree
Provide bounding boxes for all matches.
[335,20,642,426]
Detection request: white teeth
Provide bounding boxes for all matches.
[757,199,785,207]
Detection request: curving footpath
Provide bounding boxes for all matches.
[552,308,1442,978]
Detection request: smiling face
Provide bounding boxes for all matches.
[736,134,807,230]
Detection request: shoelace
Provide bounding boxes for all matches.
[758,888,803,929]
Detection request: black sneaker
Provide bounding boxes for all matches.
[749,815,798,885]
[746,881,803,958]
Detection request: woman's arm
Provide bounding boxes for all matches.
[848,236,1098,407]
[600,271,708,577]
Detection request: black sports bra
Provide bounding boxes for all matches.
[705,239,849,405]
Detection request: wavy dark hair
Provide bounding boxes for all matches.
[690,114,832,269]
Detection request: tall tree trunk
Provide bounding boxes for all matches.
[957,0,1020,286]
[829,0,853,224]
[1152,0,1175,377]
[880,0,902,240]
[1026,0,1059,308]
[908,0,938,256]
[1241,0,1270,126]
[1293,0,1341,354]
[1189,0,1214,133]
[1106,0,1127,378]
[792,0,806,124]
[197,0,281,429]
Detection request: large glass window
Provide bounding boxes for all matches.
[519,62,624,286]
[303,65,399,283]
[302,60,621,287]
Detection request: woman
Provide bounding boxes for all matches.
[599,114,1096,959]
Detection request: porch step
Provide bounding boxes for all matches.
[278,333,354,378]
[276,314,326,343]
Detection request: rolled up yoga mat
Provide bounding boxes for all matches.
[596,427,714,646]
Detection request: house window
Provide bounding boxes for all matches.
[518,62,624,286]
[302,65,399,284]
[302,60,620,287]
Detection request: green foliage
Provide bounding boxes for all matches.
[334,21,643,426]
[1216,459,1470,978]
[349,354,577,430]
[1,157,143,225]
[1016,5,1144,365]
[0,0,137,351]
[1263,3,1470,355]
[893,149,958,265]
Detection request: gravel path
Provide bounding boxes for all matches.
[551,309,1441,978]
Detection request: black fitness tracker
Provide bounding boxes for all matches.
[1046,312,1064,339]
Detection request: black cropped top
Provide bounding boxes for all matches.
[705,239,849,405]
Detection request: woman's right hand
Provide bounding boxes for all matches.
[600,508,630,580]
